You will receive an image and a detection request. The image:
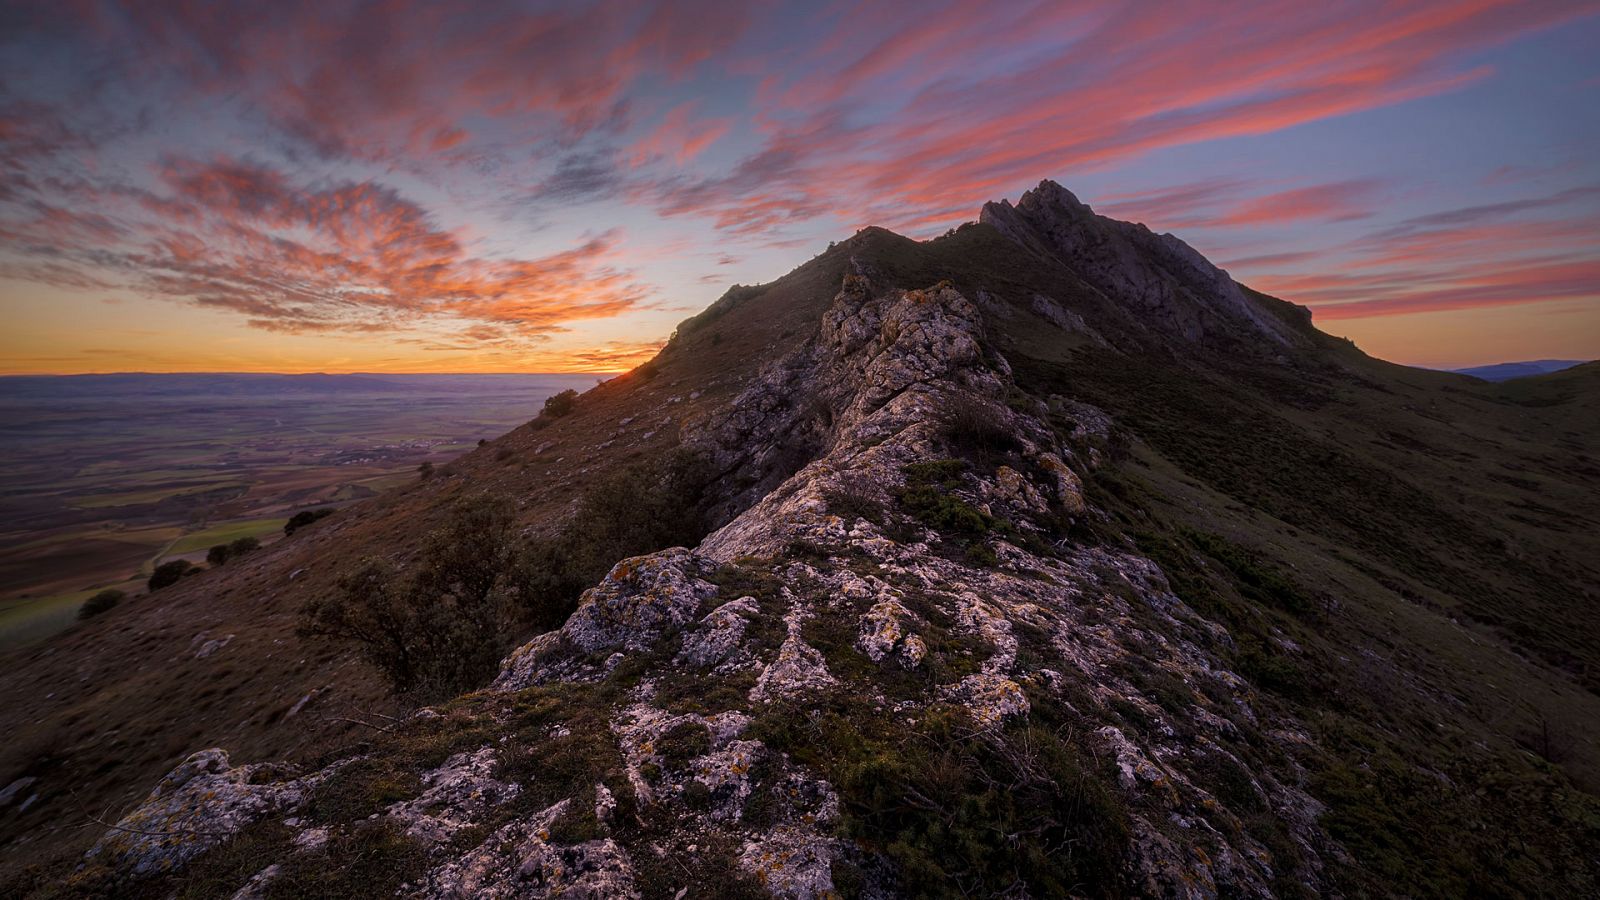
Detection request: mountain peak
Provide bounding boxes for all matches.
[981,180,1313,351]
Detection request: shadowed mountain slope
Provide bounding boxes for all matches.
[1452,359,1590,381]
[4,182,1597,898]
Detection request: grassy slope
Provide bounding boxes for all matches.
[165,518,289,557]
[0,234,857,875]
[989,285,1600,892]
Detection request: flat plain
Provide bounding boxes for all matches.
[0,373,598,648]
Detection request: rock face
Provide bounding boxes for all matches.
[981,180,1313,350]
[85,749,334,878]
[76,268,1355,898]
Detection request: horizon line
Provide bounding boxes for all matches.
[3,359,1590,379]
[0,369,627,378]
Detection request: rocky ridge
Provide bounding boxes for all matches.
[76,270,1349,897]
[981,181,1313,350]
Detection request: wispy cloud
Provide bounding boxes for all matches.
[1,155,653,340]
[1,0,1596,368]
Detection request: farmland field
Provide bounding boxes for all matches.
[0,373,599,648]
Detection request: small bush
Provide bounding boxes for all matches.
[964,542,999,567]
[228,536,259,557]
[554,449,714,588]
[541,389,579,418]
[78,589,125,619]
[284,508,333,536]
[254,821,426,897]
[756,703,1130,897]
[417,460,435,480]
[656,721,712,765]
[206,544,232,566]
[148,559,198,591]
[899,485,993,536]
[902,458,967,487]
[302,450,719,698]
[822,476,885,525]
[940,395,1023,465]
[299,495,526,697]
[1187,529,1318,617]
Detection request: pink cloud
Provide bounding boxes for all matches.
[629,104,733,166]
[646,1,1592,235]
[1,154,652,339]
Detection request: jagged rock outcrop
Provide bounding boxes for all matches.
[81,272,1351,897]
[84,749,339,878]
[981,180,1313,350]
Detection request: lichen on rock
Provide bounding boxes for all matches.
[85,749,332,878]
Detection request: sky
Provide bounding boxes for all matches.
[1,1,1597,374]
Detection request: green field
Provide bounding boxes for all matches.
[165,518,289,557]
[0,591,87,649]
[73,479,249,509]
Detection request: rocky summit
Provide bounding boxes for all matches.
[7,182,1599,898]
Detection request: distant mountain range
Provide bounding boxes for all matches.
[1449,359,1590,381]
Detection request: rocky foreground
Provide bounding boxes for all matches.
[80,273,1342,898]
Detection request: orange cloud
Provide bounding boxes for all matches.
[2,155,652,341]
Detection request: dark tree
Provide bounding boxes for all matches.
[284,508,333,536]
[541,389,579,418]
[148,560,198,591]
[299,495,527,697]
[78,589,125,619]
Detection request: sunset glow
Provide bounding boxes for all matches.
[2,0,1597,373]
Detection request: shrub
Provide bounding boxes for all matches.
[822,476,886,525]
[902,459,967,486]
[756,703,1129,897]
[78,589,124,619]
[899,485,992,535]
[299,495,525,698]
[541,389,579,419]
[940,394,1023,465]
[206,544,232,566]
[417,460,435,480]
[284,508,333,536]
[1186,529,1318,618]
[555,449,714,586]
[228,536,260,557]
[964,542,999,567]
[656,721,712,765]
[148,559,198,591]
[301,450,719,698]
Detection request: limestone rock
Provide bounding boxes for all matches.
[85,749,330,878]
[387,747,520,848]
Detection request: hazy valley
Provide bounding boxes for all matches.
[0,374,597,649]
